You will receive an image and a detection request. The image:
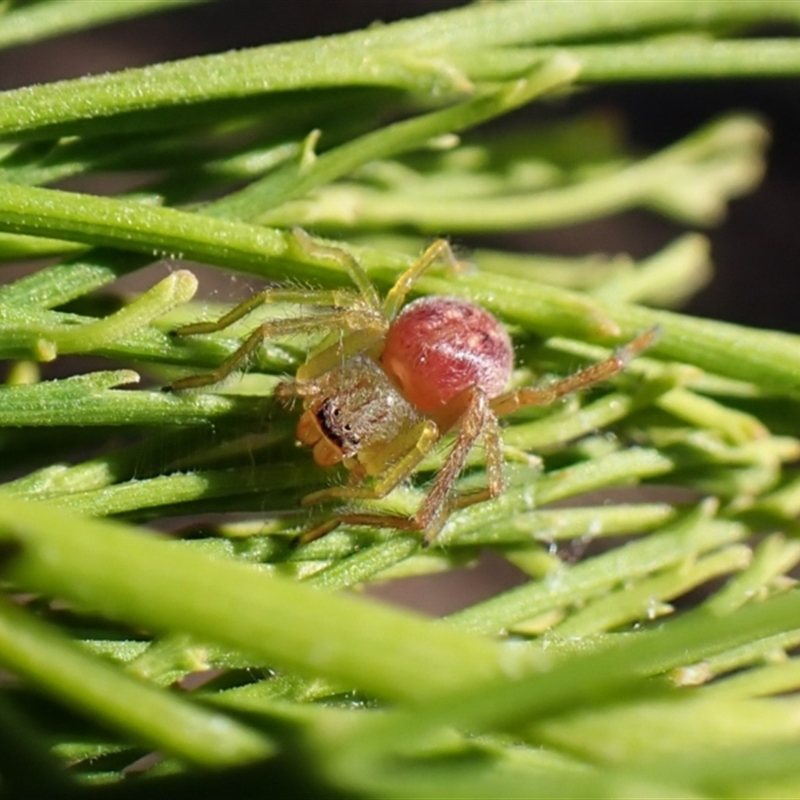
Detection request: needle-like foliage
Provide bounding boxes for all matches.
[1,2,800,796]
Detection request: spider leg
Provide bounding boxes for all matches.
[294,326,386,383]
[316,388,497,546]
[382,239,466,320]
[296,419,439,544]
[415,388,500,545]
[450,408,505,513]
[289,228,381,310]
[490,327,659,417]
[169,309,380,391]
[172,287,365,337]
[304,420,439,504]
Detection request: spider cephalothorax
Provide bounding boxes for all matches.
[292,353,424,467]
[171,230,656,545]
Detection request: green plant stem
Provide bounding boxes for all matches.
[0,374,275,427]
[0,182,292,275]
[589,232,712,307]
[533,693,800,764]
[4,181,800,394]
[220,58,580,217]
[446,502,678,547]
[305,536,422,591]
[501,388,663,453]
[447,501,742,635]
[413,270,800,394]
[655,388,770,444]
[675,629,800,685]
[258,115,766,230]
[0,493,545,704]
[701,657,800,699]
[0,2,798,140]
[461,38,800,83]
[552,545,752,636]
[0,596,272,767]
[0,250,148,309]
[0,0,799,794]
[0,298,298,369]
[51,270,197,354]
[42,463,314,517]
[753,472,800,519]
[366,2,800,49]
[702,534,800,615]
[0,0,205,50]
[0,231,84,260]
[329,590,800,781]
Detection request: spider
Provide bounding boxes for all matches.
[169,229,657,546]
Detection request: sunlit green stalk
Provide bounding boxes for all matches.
[0,596,272,766]
[0,0,204,50]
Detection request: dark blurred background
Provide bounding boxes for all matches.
[0,0,798,332]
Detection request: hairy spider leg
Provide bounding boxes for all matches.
[289,227,381,311]
[303,387,505,545]
[415,388,505,544]
[292,327,387,383]
[281,235,464,380]
[449,401,506,511]
[489,327,659,418]
[291,232,463,322]
[409,334,656,542]
[381,238,465,320]
[169,230,400,391]
[297,418,441,544]
[170,306,383,391]
[171,287,366,338]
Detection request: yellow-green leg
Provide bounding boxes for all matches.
[304,388,503,547]
[169,309,381,391]
[297,419,439,544]
[294,326,388,383]
[289,228,381,310]
[173,287,368,338]
[301,420,439,507]
[382,239,465,320]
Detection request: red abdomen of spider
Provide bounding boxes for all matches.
[381,296,514,421]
